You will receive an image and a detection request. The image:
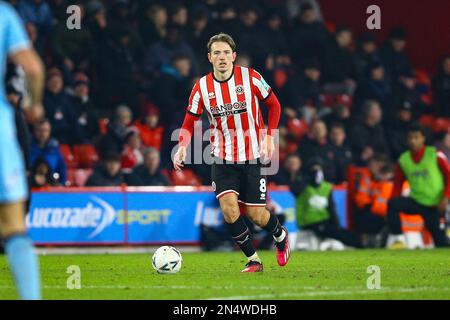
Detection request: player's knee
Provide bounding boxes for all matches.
[0,202,26,238]
[246,207,267,227]
[221,203,240,223]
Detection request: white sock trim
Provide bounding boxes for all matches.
[247,253,261,263]
[274,229,286,243]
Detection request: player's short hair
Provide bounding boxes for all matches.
[207,33,236,53]
[408,123,426,137]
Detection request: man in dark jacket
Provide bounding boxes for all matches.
[127,147,170,186]
[69,73,100,145]
[380,27,412,81]
[85,153,125,186]
[350,100,390,165]
[43,67,75,144]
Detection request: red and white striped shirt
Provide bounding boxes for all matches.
[187,65,272,162]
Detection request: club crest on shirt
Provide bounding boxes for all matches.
[208,92,216,100]
[235,85,244,95]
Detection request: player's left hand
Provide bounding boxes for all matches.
[261,134,275,161]
[437,196,449,214]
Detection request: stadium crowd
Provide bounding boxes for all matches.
[4,0,450,191]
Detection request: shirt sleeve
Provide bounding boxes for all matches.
[437,151,450,198]
[250,68,272,101]
[186,81,204,117]
[3,4,31,55]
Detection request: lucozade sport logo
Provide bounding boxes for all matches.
[26,196,116,239]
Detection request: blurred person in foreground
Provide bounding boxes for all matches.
[173,33,288,272]
[0,2,44,299]
[386,124,450,248]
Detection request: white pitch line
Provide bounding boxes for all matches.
[207,287,450,300]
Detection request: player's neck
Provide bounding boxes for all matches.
[213,67,233,82]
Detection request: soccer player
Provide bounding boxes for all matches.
[386,124,450,248]
[173,33,290,272]
[0,2,45,299]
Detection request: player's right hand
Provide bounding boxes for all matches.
[173,146,187,171]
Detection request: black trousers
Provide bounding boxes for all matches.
[354,209,386,234]
[387,197,449,247]
[304,220,363,248]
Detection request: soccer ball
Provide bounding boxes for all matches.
[151,246,183,274]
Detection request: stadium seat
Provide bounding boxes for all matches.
[418,114,436,128]
[287,118,309,141]
[98,118,109,135]
[169,169,202,186]
[59,144,77,168]
[336,94,353,107]
[73,144,99,168]
[432,118,450,133]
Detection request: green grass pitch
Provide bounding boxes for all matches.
[1,249,449,300]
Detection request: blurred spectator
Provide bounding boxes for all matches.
[353,155,392,247]
[299,119,337,182]
[85,0,108,44]
[432,55,450,118]
[236,5,266,69]
[322,104,352,134]
[97,25,140,109]
[29,157,61,188]
[390,68,423,120]
[290,157,362,248]
[97,105,133,157]
[134,103,164,150]
[287,58,322,120]
[323,26,356,95]
[30,119,67,184]
[434,131,450,161]
[17,0,54,40]
[271,153,302,185]
[151,54,193,126]
[187,9,211,73]
[264,12,289,58]
[353,32,381,81]
[387,100,414,158]
[85,153,124,186]
[212,3,240,39]
[143,25,198,77]
[380,27,412,81]
[138,3,167,47]
[350,100,390,165]
[120,127,143,173]
[290,2,330,69]
[69,72,100,145]
[170,3,188,29]
[50,2,94,72]
[43,67,74,144]
[329,122,353,183]
[127,147,170,186]
[353,61,392,111]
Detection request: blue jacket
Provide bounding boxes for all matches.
[30,138,67,184]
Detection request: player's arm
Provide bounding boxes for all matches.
[436,151,450,213]
[5,4,45,122]
[251,69,281,159]
[173,82,204,171]
[10,49,45,122]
